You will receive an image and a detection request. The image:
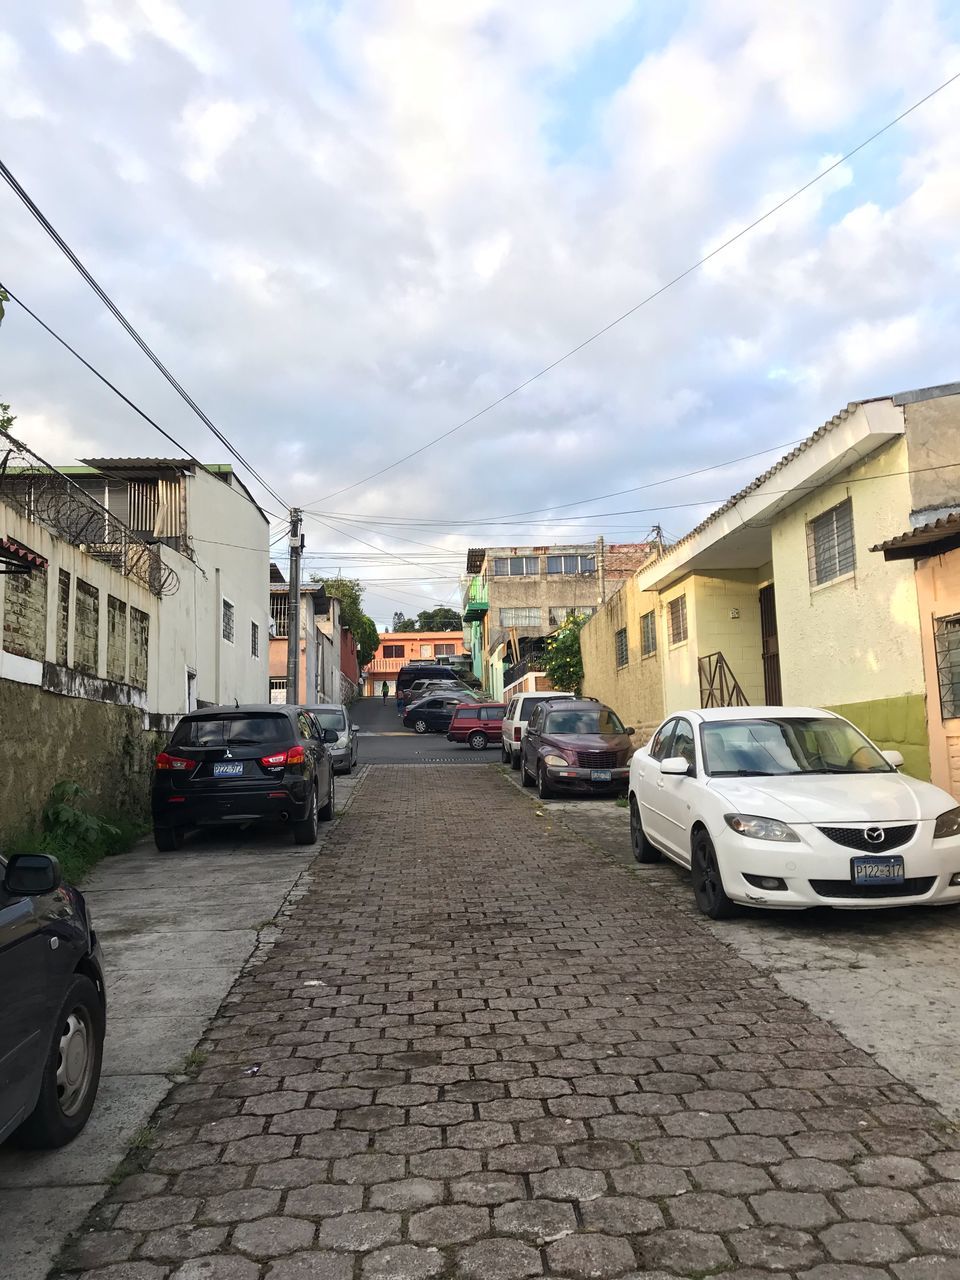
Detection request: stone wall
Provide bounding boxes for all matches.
[0,680,162,839]
[106,595,128,683]
[3,563,47,660]
[74,578,99,674]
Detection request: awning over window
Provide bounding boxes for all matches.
[0,535,48,574]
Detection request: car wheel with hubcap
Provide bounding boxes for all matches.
[537,764,556,801]
[293,786,319,845]
[413,719,428,734]
[630,796,661,864]
[14,974,104,1148]
[691,828,736,919]
[153,826,183,853]
[468,731,488,751]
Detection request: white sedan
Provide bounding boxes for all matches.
[627,706,960,918]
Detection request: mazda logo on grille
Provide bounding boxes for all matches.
[864,826,885,845]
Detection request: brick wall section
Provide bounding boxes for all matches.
[74,579,99,675]
[52,766,960,1278]
[129,606,149,690]
[56,568,70,666]
[2,562,47,660]
[106,594,128,683]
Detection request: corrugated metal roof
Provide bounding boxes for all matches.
[871,511,960,560]
[81,458,194,471]
[466,547,485,574]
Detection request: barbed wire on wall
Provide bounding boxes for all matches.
[0,427,180,597]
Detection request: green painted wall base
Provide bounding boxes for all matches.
[826,693,930,781]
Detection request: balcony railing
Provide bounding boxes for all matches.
[462,575,489,621]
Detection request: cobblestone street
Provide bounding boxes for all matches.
[56,766,960,1280]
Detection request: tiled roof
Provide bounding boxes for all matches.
[871,511,960,559]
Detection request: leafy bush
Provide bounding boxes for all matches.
[7,781,146,883]
[544,612,590,695]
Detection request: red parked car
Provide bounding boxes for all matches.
[446,702,506,750]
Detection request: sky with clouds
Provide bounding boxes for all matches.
[3,0,960,626]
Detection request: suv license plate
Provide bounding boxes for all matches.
[213,762,244,778]
[851,855,905,885]
[591,769,612,782]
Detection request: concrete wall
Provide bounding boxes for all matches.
[772,437,924,709]
[827,693,930,783]
[580,579,664,736]
[903,391,960,514]
[659,576,701,713]
[690,571,766,706]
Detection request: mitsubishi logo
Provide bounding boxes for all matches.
[864,826,885,845]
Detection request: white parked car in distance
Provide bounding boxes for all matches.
[628,706,960,919]
[501,691,575,770]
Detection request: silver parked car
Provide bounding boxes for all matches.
[306,704,359,775]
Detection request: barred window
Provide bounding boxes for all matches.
[250,620,260,658]
[500,607,541,626]
[222,598,235,644]
[935,615,960,719]
[808,498,855,587]
[615,627,628,668]
[668,595,687,644]
[640,610,657,657]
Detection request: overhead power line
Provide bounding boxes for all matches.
[0,282,283,522]
[0,157,288,511]
[303,68,960,508]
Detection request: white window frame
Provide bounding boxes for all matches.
[807,498,856,589]
[499,607,542,627]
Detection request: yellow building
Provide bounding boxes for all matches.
[581,382,960,781]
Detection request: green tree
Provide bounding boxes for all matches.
[310,576,380,667]
[391,612,418,632]
[544,612,589,695]
[415,607,462,632]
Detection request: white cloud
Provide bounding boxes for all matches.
[2,0,960,610]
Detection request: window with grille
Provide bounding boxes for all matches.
[668,595,687,644]
[546,554,596,575]
[250,621,260,658]
[935,615,960,719]
[383,644,405,658]
[493,556,540,576]
[270,594,289,637]
[807,498,855,587]
[435,642,456,655]
[222,598,235,644]
[269,676,287,704]
[499,607,542,626]
[549,605,570,627]
[615,627,628,668]
[640,610,657,657]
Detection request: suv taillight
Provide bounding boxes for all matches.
[514,727,522,742]
[156,751,197,772]
[260,745,305,768]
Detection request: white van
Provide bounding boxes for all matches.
[501,691,575,770]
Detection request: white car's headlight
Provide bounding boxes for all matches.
[934,806,960,839]
[543,753,570,767]
[725,813,800,842]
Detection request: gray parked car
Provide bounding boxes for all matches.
[306,704,359,774]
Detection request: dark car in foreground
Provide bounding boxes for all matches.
[151,705,336,849]
[446,703,506,749]
[0,852,105,1148]
[521,698,635,799]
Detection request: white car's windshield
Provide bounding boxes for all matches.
[312,709,346,731]
[701,717,893,777]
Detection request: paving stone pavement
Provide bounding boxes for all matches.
[52,766,960,1280]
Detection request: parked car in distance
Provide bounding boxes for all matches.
[629,705,960,920]
[305,703,358,774]
[501,691,576,769]
[0,852,105,1148]
[151,705,335,850]
[403,692,472,734]
[521,699,634,799]
[447,703,507,750]
[396,663,480,706]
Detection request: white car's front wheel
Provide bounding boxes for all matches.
[691,828,737,920]
[629,796,661,864]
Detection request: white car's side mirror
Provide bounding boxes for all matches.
[660,756,691,776]
[882,749,904,768]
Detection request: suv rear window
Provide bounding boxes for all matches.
[453,708,475,721]
[171,714,290,748]
[519,696,553,719]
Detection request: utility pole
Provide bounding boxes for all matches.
[286,508,303,705]
[597,535,606,605]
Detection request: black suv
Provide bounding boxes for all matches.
[151,705,336,850]
[0,853,106,1148]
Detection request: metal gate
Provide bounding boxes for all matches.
[759,583,782,705]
